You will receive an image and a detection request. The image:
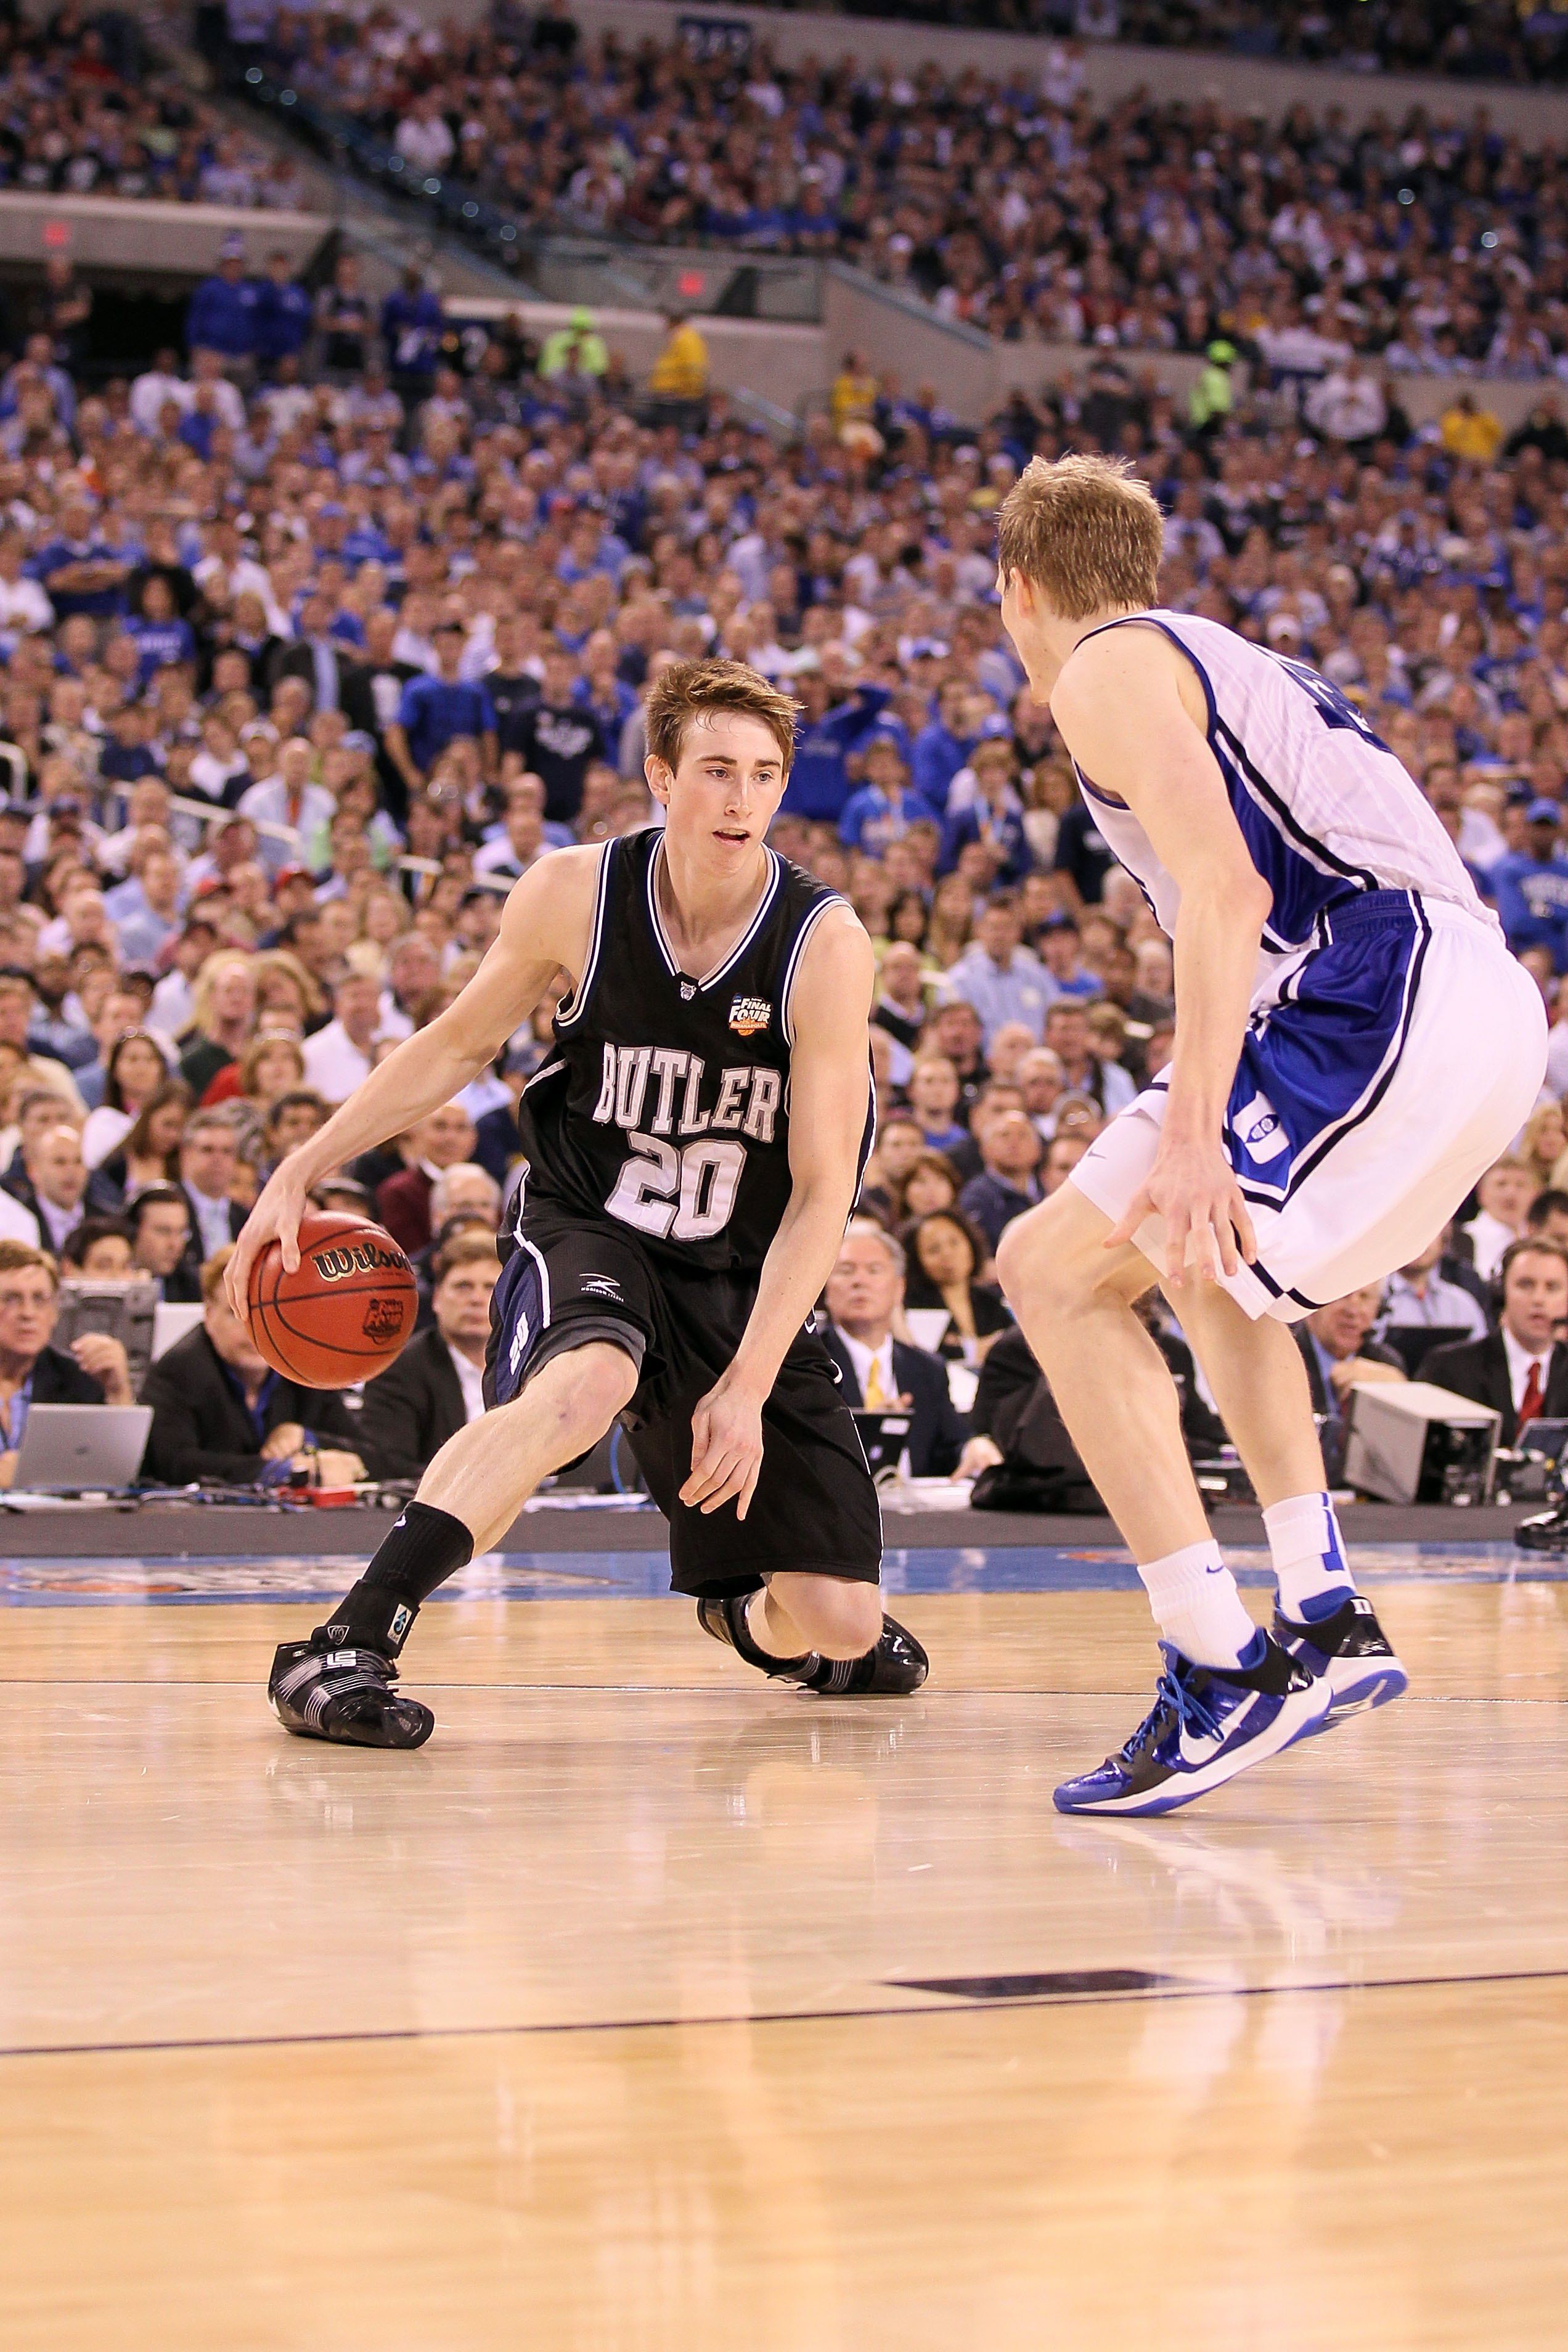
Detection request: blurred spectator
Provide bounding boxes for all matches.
[376,1103,480,1256]
[354,1233,499,1479]
[142,1244,364,1487]
[0,1238,134,1490]
[901,1208,1012,1364]
[817,1220,968,1477]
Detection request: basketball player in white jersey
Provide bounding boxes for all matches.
[993,454,1546,1815]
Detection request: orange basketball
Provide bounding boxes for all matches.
[247,1210,418,1388]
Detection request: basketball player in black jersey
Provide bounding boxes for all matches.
[229,659,927,1747]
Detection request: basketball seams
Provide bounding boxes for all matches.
[245,1211,416,1385]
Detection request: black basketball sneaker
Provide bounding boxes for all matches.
[269,1636,435,1749]
[1272,1591,1408,1730]
[697,1594,929,1695]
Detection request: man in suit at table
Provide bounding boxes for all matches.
[1424,1236,1568,1445]
[817,1219,970,1478]
[1293,1285,1408,1421]
[354,1235,497,1482]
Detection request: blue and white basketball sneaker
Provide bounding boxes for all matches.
[1053,1631,1329,1816]
[1272,1593,1408,1730]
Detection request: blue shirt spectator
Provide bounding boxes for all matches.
[943,900,1058,1046]
[187,247,261,360]
[382,276,444,386]
[396,633,497,777]
[839,782,939,856]
[912,684,1001,814]
[1492,805,1568,971]
[783,677,891,823]
[253,258,314,369]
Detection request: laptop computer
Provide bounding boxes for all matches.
[852,1408,912,1478]
[1381,1324,1471,1379]
[12,1405,152,1493]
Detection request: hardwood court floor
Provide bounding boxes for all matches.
[4,1581,1568,2351]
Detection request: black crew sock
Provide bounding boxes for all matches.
[316,1501,475,1657]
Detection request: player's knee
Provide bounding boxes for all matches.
[995,1194,1086,1315]
[536,1339,639,1443]
[772,1574,883,1659]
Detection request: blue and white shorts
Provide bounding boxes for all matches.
[1070,890,1548,1322]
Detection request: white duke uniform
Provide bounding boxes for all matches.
[1066,610,1547,1320]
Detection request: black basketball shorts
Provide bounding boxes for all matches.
[484,1199,883,1598]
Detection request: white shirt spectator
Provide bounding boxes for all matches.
[446,1338,486,1426]
[395,112,455,175]
[0,1190,40,1247]
[1304,366,1389,442]
[0,573,54,634]
[129,365,192,436]
[1463,1209,1519,1283]
[835,1325,899,1408]
[301,1019,383,1105]
[81,1105,133,1170]
[1501,1323,1553,1414]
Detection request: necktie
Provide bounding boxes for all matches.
[864,1352,887,1408]
[1519,1359,1545,1439]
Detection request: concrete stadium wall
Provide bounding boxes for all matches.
[443,293,830,408]
[0,192,330,277]
[449,273,1555,435]
[436,0,1568,140]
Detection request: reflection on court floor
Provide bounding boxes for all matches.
[0,1534,1559,1604]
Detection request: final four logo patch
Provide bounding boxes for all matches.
[728,994,771,1038]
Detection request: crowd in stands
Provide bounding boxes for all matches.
[768,0,1568,84]
[1,168,1567,1497]
[0,6,296,208]
[237,2,1568,370]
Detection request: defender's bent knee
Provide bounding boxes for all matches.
[770,1573,883,1659]
[996,1187,1152,1318]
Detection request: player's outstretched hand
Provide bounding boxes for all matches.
[224,1158,311,1326]
[682,1370,766,1520]
[1105,1135,1257,1284]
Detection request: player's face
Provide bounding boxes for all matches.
[651,713,788,864]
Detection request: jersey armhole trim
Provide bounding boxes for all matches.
[782,892,849,1049]
[553,843,615,1032]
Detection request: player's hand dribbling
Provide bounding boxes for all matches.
[1106,1134,1257,1283]
[682,1369,766,1519]
[225,1156,312,1326]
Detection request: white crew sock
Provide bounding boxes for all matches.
[1138,1538,1259,1670]
[1264,1490,1356,1622]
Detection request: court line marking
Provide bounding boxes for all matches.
[3,1962,1566,2064]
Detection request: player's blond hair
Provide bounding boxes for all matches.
[996,453,1164,621]
[645,658,796,777]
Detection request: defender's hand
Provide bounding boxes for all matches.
[1105,1135,1257,1283]
[225,1159,312,1326]
[682,1371,766,1521]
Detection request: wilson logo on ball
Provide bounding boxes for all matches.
[362,1297,407,1345]
[311,1241,407,1281]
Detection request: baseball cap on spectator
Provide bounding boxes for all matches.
[1525,799,1561,825]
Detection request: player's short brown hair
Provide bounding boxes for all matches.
[995,453,1164,621]
[645,658,796,777]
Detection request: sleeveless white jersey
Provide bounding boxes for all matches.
[1069,611,1498,987]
